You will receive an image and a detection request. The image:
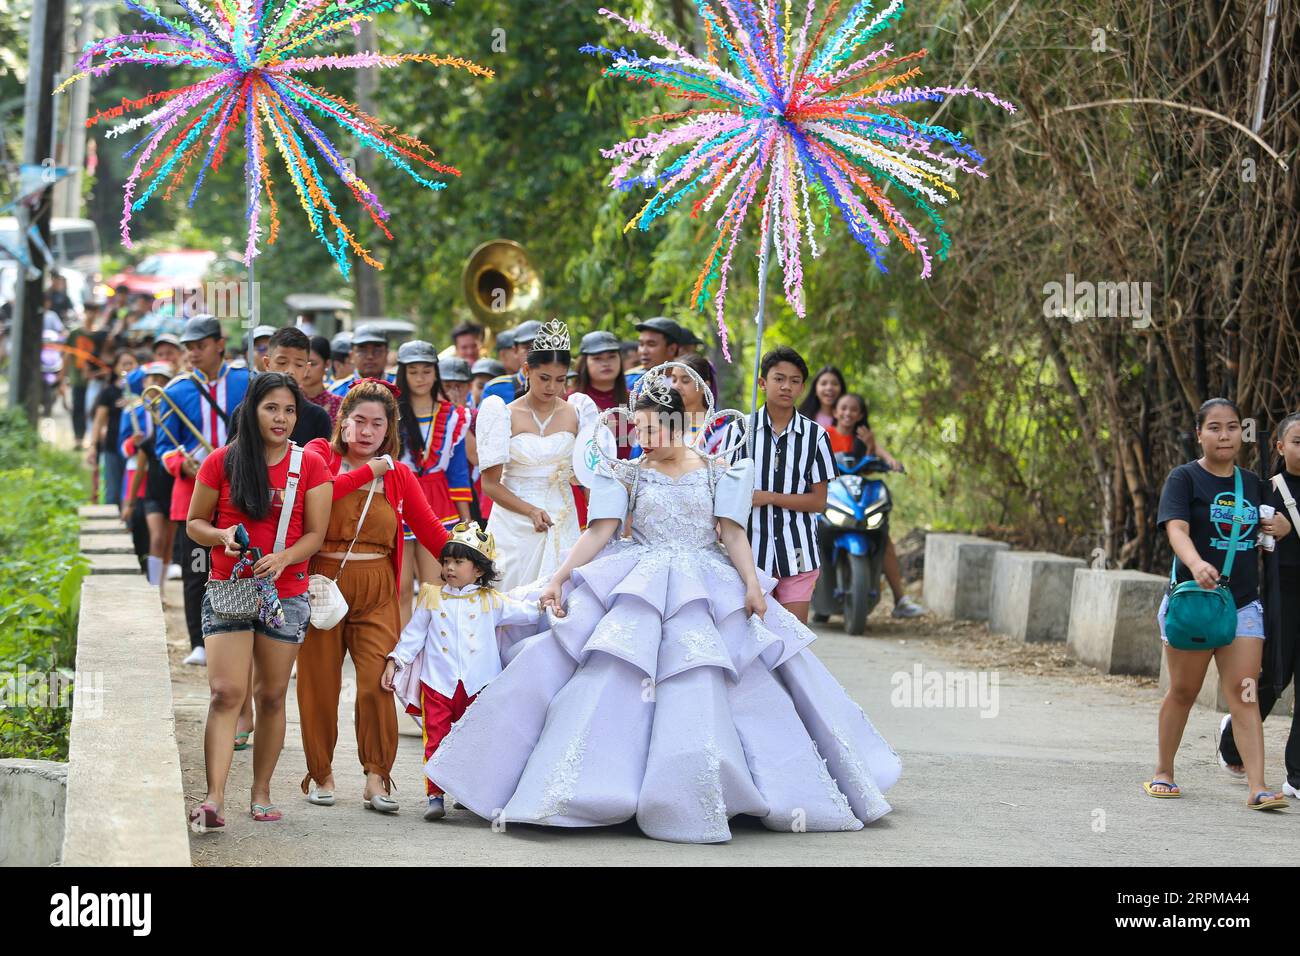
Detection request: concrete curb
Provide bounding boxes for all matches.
[0,759,66,866]
[61,576,190,867]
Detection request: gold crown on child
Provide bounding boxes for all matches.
[531,318,571,354]
[448,521,497,562]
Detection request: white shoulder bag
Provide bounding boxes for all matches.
[307,456,390,630]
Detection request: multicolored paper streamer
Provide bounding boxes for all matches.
[58,0,492,278]
[583,0,1015,359]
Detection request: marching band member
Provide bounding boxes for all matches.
[155,315,251,666]
[121,360,177,594]
[327,332,353,388]
[395,341,472,627]
[328,325,393,397]
[624,317,684,392]
[479,320,540,405]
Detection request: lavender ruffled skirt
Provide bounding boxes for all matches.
[427,539,902,844]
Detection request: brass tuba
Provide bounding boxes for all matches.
[461,239,542,330]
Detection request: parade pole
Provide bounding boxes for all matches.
[747,199,774,459]
[245,173,256,376]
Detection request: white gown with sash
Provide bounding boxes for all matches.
[476,394,594,592]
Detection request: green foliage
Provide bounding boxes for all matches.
[0,409,88,760]
[68,1,1123,554]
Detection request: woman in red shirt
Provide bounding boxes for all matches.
[298,379,451,813]
[186,372,333,828]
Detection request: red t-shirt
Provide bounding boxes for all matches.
[196,444,332,598]
[828,429,855,455]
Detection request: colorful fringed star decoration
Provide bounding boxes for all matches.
[58,0,492,278]
[582,0,1016,359]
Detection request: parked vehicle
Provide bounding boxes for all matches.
[810,453,897,635]
[106,249,218,299]
[0,216,102,277]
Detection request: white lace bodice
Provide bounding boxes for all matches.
[626,467,719,551]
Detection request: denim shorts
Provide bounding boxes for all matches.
[1156,595,1265,645]
[201,591,311,644]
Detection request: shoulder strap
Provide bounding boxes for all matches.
[1273,473,1300,532]
[1220,466,1245,580]
[273,443,304,554]
[191,373,231,425]
[333,457,387,580]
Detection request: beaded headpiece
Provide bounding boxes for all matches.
[530,318,571,354]
[446,521,497,563]
[588,361,749,483]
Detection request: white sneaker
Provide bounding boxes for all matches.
[1284,782,1299,799]
[183,646,207,666]
[167,563,182,580]
[892,596,926,618]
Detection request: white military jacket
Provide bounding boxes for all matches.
[389,582,542,703]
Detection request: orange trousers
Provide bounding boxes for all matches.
[297,554,401,794]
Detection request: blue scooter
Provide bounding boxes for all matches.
[811,453,896,635]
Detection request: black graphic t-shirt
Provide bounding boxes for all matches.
[1157,461,1262,608]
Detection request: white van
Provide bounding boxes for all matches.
[0,217,102,276]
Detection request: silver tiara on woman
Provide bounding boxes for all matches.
[635,365,677,408]
[530,318,571,353]
[589,361,749,484]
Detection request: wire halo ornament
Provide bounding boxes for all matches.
[582,0,1016,361]
[58,0,493,279]
[587,360,750,486]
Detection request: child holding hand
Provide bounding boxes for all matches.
[381,522,542,820]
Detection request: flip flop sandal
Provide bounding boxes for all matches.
[189,801,225,829]
[1143,779,1182,799]
[1248,791,1288,811]
[234,732,252,752]
[251,803,283,822]
[1217,715,1246,777]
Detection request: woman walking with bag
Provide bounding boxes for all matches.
[185,373,333,827]
[298,379,451,813]
[1148,398,1292,810]
[1218,412,1300,798]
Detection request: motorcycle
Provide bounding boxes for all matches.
[811,453,897,635]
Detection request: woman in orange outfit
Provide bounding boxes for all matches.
[296,379,451,814]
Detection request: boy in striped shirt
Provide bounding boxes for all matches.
[728,346,835,623]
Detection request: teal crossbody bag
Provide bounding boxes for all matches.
[1163,466,1245,650]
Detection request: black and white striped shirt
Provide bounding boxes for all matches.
[727,408,835,578]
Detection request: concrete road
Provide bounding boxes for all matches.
[167,594,1296,867]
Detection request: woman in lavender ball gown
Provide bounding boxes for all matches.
[427,363,901,844]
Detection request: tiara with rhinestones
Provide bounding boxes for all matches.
[447,521,497,562]
[635,365,677,408]
[530,318,571,354]
[588,361,750,486]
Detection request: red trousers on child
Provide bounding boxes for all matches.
[420,680,477,796]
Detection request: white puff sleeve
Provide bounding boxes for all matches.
[567,391,599,432]
[585,472,630,524]
[475,395,511,470]
[713,459,755,529]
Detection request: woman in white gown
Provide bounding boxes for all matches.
[476,320,594,591]
[428,363,901,844]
